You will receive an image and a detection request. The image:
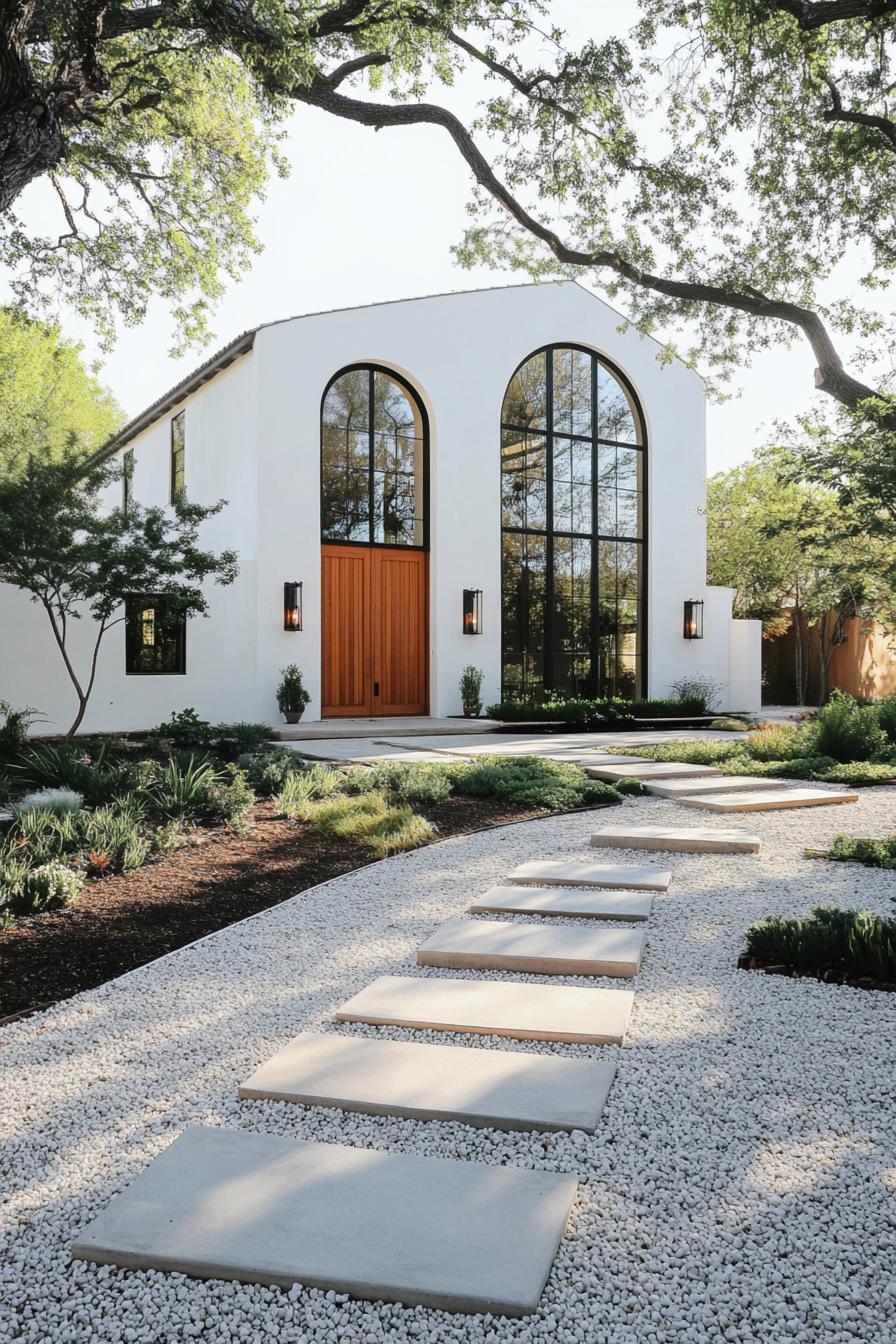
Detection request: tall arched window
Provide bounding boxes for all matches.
[501,345,645,700]
[321,365,427,547]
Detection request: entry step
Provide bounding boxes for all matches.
[417,917,644,979]
[676,787,859,813]
[590,825,761,854]
[333,974,634,1044]
[470,884,653,922]
[71,1126,576,1316]
[587,761,723,782]
[240,1031,616,1132]
[509,859,672,892]
[645,775,791,798]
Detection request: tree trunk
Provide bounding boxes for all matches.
[0,4,66,212]
[817,611,829,706]
[792,607,804,705]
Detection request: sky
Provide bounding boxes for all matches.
[6,6,865,475]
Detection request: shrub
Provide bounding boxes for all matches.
[239,747,305,796]
[629,697,705,718]
[669,674,725,714]
[484,697,635,726]
[12,807,81,865]
[448,756,622,811]
[812,692,888,764]
[709,718,753,731]
[613,776,648,796]
[14,742,135,805]
[277,664,311,719]
[344,762,453,805]
[13,787,83,817]
[459,665,484,716]
[273,764,343,817]
[11,861,85,915]
[731,755,838,780]
[367,807,437,858]
[149,707,215,749]
[211,722,271,760]
[0,701,42,760]
[608,739,742,766]
[745,905,896,982]
[876,696,896,745]
[745,722,819,761]
[818,761,896,785]
[139,755,221,820]
[203,767,256,832]
[299,792,437,856]
[81,803,150,871]
[827,834,896,869]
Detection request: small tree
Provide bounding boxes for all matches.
[0,454,238,737]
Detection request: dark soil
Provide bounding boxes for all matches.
[737,953,896,994]
[0,796,548,1025]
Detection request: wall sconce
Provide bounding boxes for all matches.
[463,588,482,635]
[284,581,303,631]
[683,598,704,640]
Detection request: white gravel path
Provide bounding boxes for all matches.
[1,790,895,1344]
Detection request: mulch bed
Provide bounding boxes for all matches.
[737,953,896,994]
[0,796,548,1025]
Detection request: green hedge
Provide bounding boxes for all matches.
[484,695,707,725]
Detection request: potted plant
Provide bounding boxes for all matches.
[459,664,484,718]
[276,664,310,724]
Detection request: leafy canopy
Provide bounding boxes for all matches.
[0,307,121,475]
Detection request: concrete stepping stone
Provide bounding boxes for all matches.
[590,824,761,854]
[417,917,644,979]
[71,1126,576,1316]
[586,761,723,782]
[509,859,672,891]
[645,774,792,798]
[676,787,859,813]
[470,884,653,922]
[240,1031,616,1132]
[333,974,634,1044]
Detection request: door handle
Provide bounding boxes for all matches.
[373,681,380,696]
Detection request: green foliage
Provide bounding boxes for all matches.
[818,761,896,786]
[238,747,305,797]
[81,803,150,872]
[15,742,136,805]
[276,664,311,717]
[745,907,896,984]
[150,710,269,760]
[150,708,215,750]
[13,787,83,817]
[460,665,484,715]
[212,722,271,760]
[0,308,122,475]
[669,675,724,715]
[12,807,81,866]
[827,835,896,870]
[812,692,889,764]
[0,453,238,736]
[203,767,256,833]
[139,755,221,820]
[630,697,705,718]
[8,861,85,916]
[343,762,453,805]
[298,792,437,858]
[448,756,622,811]
[485,698,635,725]
[709,718,752,732]
[746,723,820,762]
[877,697,896,745]
[612,776,648,797]
[0,700,43,759]
[273,765,343,817]
[608,740,743,766]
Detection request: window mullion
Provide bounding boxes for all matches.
[544,349,554,695]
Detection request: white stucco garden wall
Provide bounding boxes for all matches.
[0,281,761,733]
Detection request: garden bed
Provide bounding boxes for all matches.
[737,952,896,994]
[0,795,556,1024]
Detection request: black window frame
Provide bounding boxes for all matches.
[125,594,187,676]
[500,343,648,701]
[122,448,134,516]
[320,364,430,551]
[170,410,186,504]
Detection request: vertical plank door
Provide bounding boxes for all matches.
[321,545,372,717]
[371,549,428,715]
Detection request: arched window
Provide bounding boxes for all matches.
[321,365,427,547]
[501,345,645,700]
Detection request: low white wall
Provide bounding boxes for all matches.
[728,619,763,714]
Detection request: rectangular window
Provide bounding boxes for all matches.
[125,595,186,675]
[170,411,185,502]
[122,449,134,515]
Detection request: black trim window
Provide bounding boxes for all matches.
[122,449,134,515]
[170,411,185,503]
[501,345,645,701]
[321,366,427,547]
[125,595,186,675]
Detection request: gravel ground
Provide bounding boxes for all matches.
[1,790,895,1344]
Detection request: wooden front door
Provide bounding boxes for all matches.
[322,544,428,717]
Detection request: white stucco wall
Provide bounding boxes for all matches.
[0,281,761,733]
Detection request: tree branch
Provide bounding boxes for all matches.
[822,75,896,153]
[291,79,888,419]
[768,0,896,28]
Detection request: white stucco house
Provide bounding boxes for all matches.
[0,281,761,733]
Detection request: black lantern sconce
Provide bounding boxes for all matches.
[284,581,303,632]
[683,598,704,640]
[463,588,483,635]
